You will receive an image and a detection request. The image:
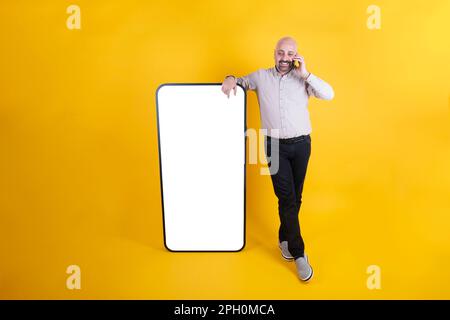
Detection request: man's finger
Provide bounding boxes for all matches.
[233,86,237,96]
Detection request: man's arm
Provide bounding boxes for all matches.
[221,71,259,98]
[304,73,335,100]
[236,71,258,91]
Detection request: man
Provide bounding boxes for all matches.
[221,36,334,282]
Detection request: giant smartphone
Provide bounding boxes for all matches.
[156,83,246,252]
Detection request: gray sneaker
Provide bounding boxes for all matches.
[295,254,314,282]
[278,241,294,261]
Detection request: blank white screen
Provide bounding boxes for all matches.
[156,84,246,251]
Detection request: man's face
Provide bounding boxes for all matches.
[274,41,297,73]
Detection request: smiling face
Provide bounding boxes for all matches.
[274,37,298,74]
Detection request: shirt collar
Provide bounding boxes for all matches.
[272,65,294,78]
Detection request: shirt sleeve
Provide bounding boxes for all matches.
[305,73,335,100]
[236,70,259,91]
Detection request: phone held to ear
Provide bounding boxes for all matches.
[294,60,300,68]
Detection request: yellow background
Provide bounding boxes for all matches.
[1,0,449,299]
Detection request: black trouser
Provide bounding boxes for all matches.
[264,134,311,259]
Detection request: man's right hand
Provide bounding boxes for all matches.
[221,76,237,98]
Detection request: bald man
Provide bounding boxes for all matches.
[221,36,334,282]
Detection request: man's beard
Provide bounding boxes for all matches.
[277,60,293,72]
[278,60,292,68]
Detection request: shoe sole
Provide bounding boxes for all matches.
[282,254,295,262]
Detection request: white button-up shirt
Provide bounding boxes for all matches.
[237,66,334,139]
